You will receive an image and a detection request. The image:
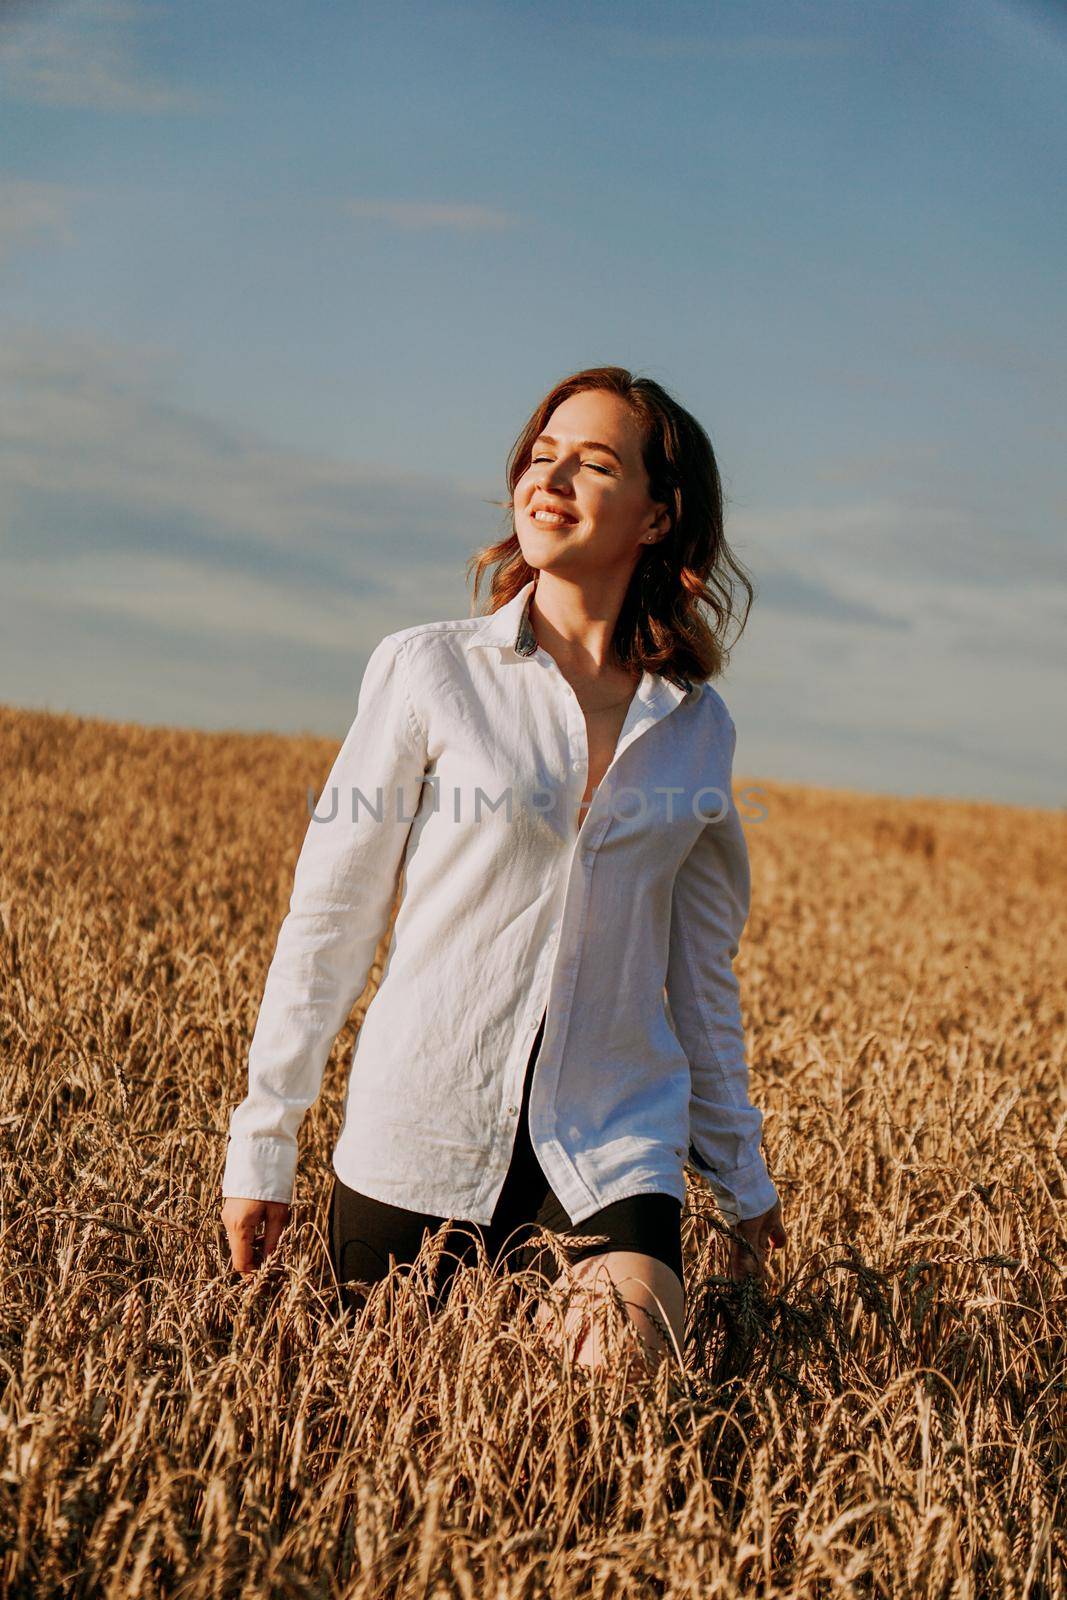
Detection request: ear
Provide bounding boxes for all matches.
[649,493,674,539]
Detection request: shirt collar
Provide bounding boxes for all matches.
[466,577,695,696]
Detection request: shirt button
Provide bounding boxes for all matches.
[507,1104,518,1116]
[571,759,582,773]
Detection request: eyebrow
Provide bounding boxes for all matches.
[533,433,624,466]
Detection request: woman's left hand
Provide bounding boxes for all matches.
[728,1200,786,1286]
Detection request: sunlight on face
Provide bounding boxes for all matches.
[514,389,668,579]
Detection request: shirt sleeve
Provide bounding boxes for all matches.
[221,633,428,1203]
[664,715,779,1225]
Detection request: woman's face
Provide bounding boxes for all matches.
[513,389,668,578]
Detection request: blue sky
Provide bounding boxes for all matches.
[1,0,1064,805]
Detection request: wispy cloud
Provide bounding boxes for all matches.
[604,29,857,61]
[0,325,507,731]
[0,177,76,263]
[0,326,499,649]
[753,565,910,629]
[1,326,1063,799]
[0,323,926,736]
[735,496,1067,593]
[4,547,393,653]
[0,0,207,112]
[0,327,901,653]
[729,491,1067,786]
[341,198,522,230]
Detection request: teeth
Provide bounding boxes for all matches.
[533,510,575,524]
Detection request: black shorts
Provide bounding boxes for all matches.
[328,1010,684,1308]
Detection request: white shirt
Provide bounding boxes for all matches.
[221,577,779,1227]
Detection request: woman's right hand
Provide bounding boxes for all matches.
[222,1196,292,1274]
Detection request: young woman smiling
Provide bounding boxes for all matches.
[221,365,786,1377]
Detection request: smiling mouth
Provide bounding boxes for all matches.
[531,508,578,527]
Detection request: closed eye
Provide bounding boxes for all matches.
[531,456,611,473]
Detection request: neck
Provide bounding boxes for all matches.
[527,568,637,679]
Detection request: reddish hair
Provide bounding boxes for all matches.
[466,365,754,682]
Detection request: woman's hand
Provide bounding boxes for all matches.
[728,1200,786,1286]
[222,1197,292,1275]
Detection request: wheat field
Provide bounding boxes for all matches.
[1,702,1064,1599]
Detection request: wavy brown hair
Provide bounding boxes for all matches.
[466,365,755,683]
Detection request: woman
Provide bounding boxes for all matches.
[221,365,786,1372]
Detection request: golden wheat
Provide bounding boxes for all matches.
[1,704,1064,1598]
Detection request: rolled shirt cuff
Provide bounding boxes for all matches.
[221,1135,297,1205]
[688,1144,779,1224]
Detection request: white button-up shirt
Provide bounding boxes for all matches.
[221,577,779,1227]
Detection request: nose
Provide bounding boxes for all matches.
[536,460,575,496]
